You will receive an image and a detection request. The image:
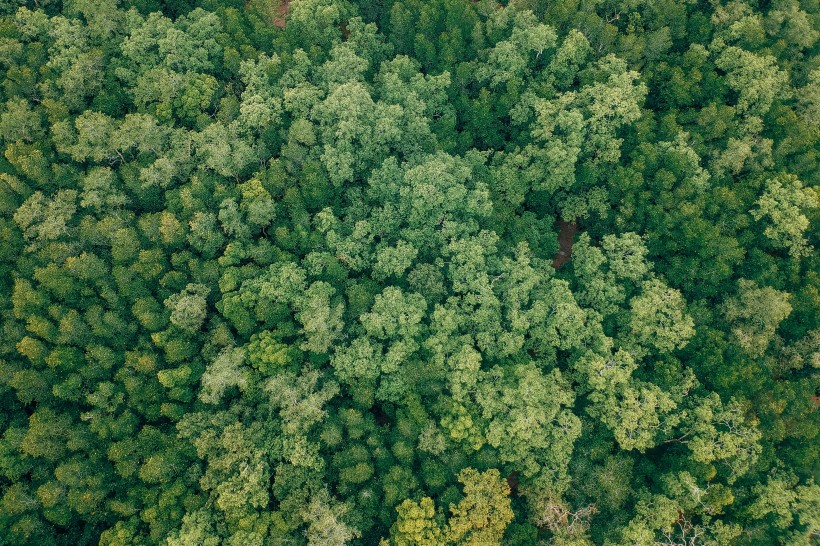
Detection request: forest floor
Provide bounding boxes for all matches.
[552,220,578,269]
[273,0,289,28]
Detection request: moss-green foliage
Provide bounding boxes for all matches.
[0,0,817,544]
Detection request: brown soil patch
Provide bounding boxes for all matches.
[273,0,289,28]
[552,220,578,269]
[506,471,520,496]
[370,404,390,426]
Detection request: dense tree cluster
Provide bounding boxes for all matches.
[0,0,817,544]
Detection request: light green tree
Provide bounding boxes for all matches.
[751,174,818,258]
[446,468,514,546]
[723,279,792,358]
[628,278,695,354]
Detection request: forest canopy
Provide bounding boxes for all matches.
[0,0,818,544]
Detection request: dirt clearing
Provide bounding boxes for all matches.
[552,220,578,269]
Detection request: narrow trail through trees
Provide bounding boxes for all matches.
[552,220,578,269]
[273,0,290,28]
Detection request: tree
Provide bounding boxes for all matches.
[283,0,350,54]
[296,281,345,354]
[166,510,220,546]
[475,12,556,88]
[312,81,405,186]
[0,98,44,143]
[164,283,210,333]
[196,122,258,178]
[13,190,77,249]
[589,382,678,452]
[714,46,788,119]
[446,468,514,546]
[199,346,249,404]
[628,279,695,354]
[387,497,445,546]
[523,481,597,543]
[747,474,820,544]
[751,174,818,258]
[266,370,339,468]
[476,364,580,477]
[723,279,792,358]
[302,489,359,546]
[372,241,418,281]
[679,393,762,482]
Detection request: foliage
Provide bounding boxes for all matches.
[0,0,817,544]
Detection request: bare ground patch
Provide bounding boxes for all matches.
[552,220,578,269]
[273,0,289,28]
